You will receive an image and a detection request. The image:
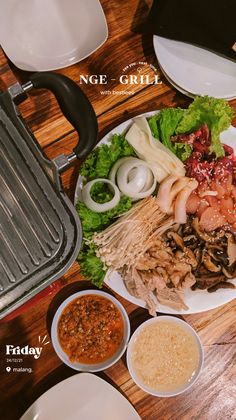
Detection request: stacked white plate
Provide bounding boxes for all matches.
[153,36,236,100]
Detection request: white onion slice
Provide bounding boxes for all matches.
[109,157,132,185]
[127,167,154,192]
[125,164,148,192]
[142,166,154,191]
[82,179,120,213]
[116,159,156,199]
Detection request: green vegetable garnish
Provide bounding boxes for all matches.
[76,196,132,234]
[149,108,185,151]
[175,96,234,158]
[148,96,234,159]
[80,133,135,180]
[174,142,192,161]
[76,196,132,288]
[78,240,106,288]
[90,181,113,204]
[148,108,187,158]
[148,113,160,139]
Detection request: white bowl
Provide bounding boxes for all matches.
[127,316,204,397]
[51,290,130,372]
[0,0,108,71]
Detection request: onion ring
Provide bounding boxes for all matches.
[82,179,120,213]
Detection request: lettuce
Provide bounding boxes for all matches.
[174,142,192,161]
[148,108,186,157]
[80,133,135,180]
[76,196,132,234]
[76,197,132,287]
[148,97,234,160]
[148,113,161,139]
[78,240,106,288]
[148,108,184,148]
[176,96,234,158]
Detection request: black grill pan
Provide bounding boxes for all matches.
[0,72,97,319]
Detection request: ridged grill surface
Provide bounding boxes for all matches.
[0,98,81,317]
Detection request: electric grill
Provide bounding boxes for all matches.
[0,72,97,319]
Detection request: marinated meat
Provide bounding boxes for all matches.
[156,288,188,311]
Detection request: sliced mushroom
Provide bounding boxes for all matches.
[183,235,199,249]
[222,267,234,279]
[194,248,202,265]
[182,222,193,236]
[206,244,225,251]
[202,249,221,272]
[183,234,198,243]
[184,247,198,268]
[167,231,198,267]
[207,248,228,266]
[167,231,184,249]
[192,218,225,244]
[207,281,235,293]
[192,273,226,289]
[226,233,236,266]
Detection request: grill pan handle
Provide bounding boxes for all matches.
[30,72,98,167]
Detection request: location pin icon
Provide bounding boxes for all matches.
[6,366,11,373]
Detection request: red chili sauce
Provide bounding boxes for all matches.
[57,294,124,364]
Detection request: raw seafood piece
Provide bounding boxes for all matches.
[156,175,198,223]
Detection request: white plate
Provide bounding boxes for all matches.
[0,0,108,71]
[160,62,236,101]
[75,112,236,315]
[153,35,236,99]
[158,62,194,99]
[20,373,141,420]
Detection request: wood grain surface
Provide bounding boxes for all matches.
[0,1,236,419]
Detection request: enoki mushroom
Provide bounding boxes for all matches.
[93,196,174,270]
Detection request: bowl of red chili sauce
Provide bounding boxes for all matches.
[51,290,130,371]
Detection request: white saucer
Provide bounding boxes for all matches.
[153,35,236,99]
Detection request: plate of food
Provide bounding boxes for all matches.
[75,97,236,315]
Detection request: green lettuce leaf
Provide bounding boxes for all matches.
[176,96,234,158]
[148,108,186,156]
[148,113,161,139]
[76,196,132,234]
[78,241,106,288]
[76,196,133,287]
[90,181,113,204]
[174,142,192,161]
[157,108,185,151]
[80,133,135,180]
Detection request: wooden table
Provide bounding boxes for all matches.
[0,1,236,419]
